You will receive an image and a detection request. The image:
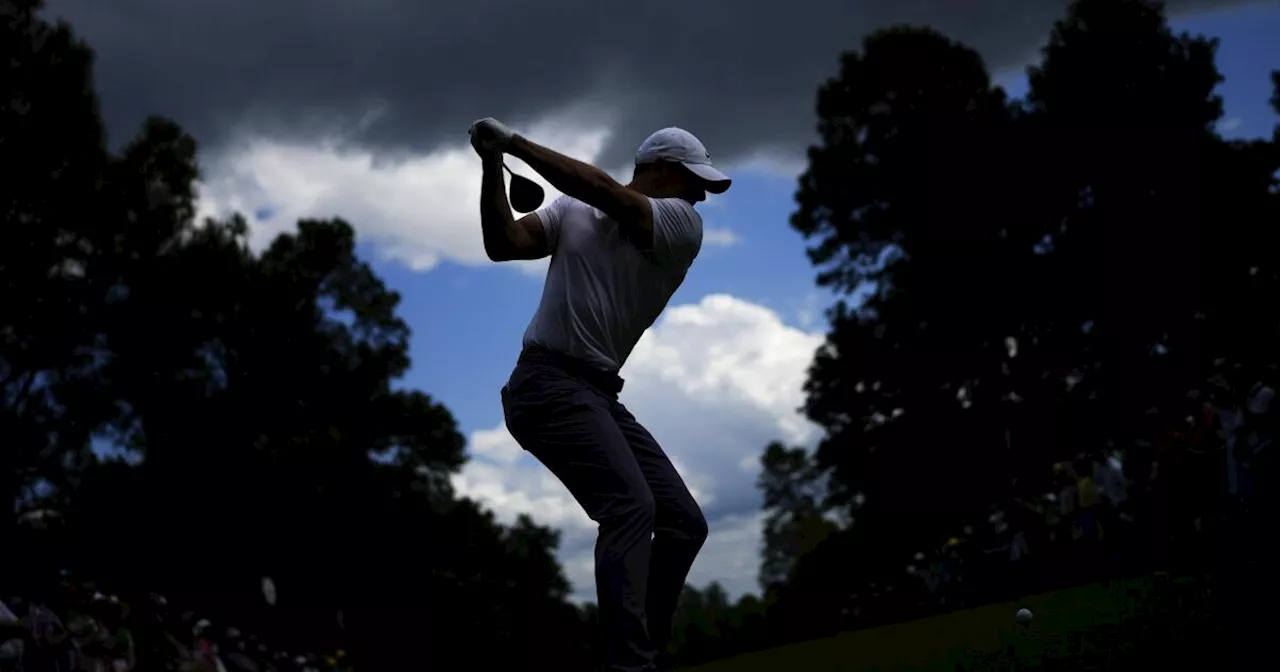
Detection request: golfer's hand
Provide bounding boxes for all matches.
[470,131,502,164]
[469,117,515,153]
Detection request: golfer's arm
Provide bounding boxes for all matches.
[479,159,548,262]
[507,135,653,247]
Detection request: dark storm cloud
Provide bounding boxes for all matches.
[48,0,1244,168]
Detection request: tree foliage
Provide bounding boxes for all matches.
[2,1,593,668]
[764,0,1280,644]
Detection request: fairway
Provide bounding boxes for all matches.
[682,576,1215,671]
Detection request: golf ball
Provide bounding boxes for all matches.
[1015,608,1033,625]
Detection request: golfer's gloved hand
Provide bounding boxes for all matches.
[469,117,515,153]
[470,131,502,164]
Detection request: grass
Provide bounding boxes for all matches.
[683,575,1220,671]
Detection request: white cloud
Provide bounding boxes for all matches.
[196,111,612,275]
[703,226,741,247]
[195,107,761,275]
[792,290,834,330]
[731,150,808,181]
[452,293,824,603]
[468,424,523,464]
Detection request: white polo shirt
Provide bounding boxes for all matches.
[521,195,703,372]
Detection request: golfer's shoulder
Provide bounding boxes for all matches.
[545,195,596,219]
[539,194,576,216]
[534,195,588,231]
[649,197,702,236]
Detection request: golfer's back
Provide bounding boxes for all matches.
[522,194,703,372]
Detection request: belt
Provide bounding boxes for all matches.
[518,345,625,397]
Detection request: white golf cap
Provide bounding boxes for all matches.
[635,127,731,194]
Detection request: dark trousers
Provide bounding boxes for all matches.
[503,346,709,672]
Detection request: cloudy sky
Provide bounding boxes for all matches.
[48,0,1279,602]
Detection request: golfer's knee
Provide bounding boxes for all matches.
[663,506,707,547]
[686,509,709,546]
[636,491,658,527]
[619,490,657,533]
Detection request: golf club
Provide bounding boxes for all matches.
[504,163,545,214]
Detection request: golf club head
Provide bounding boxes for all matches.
[505,165,545,213]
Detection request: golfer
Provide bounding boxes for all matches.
[470,117,730,671]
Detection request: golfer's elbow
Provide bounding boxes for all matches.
[479,200,520,261]
[484,238,518,262]
[482,225,518,262]
[483,213,546,262]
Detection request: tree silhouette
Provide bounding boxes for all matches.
[764,0,1280,647]
[788,25,1023,622]
[2,2,593,669]
[758,442,837,594]
[2,0,112,563]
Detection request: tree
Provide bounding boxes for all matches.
[789,25,1023,615]
[1023,0,1227,448]
[1021,0,1280,584]
[3,2,594,668]
[1,0,112,567]
[757,442,837,593]
[771,0,1280,644]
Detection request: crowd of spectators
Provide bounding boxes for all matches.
[1,574,350,672]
